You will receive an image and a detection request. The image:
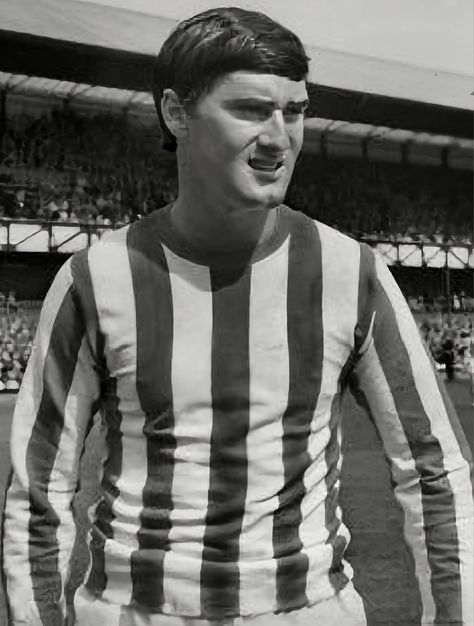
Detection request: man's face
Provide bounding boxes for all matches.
[183,71,308,212]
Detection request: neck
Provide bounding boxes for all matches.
[169,171,280,260]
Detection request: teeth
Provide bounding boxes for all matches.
[249,158,282,171]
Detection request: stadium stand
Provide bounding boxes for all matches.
[0,293,38,391]
[0,109,177,224]
[414,311,473,378]
[1,110,472,244]
[287,154,473,244]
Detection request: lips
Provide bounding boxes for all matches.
[249,155,285,172]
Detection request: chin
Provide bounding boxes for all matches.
[249,182,290,206]
[234,190,284,212]
[261,192,286,209]
[257,184,289,207]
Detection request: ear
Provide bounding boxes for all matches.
[161,89,188,141]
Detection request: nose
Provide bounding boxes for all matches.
[257,110,291,153]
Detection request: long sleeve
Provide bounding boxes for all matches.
[350,245,473,626]
[2,254,102,626]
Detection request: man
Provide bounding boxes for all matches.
[2,7,473,626]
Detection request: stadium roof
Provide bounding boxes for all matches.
[0,0,471,109]
[1,71,472,171]
[0,0,175,54]
[0,0,472,137]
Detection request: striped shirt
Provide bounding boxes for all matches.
[2,206,473,625]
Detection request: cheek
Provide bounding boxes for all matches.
[196,118,253,161]
[290,126,305,153]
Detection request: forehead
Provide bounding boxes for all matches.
[206,71,308,103]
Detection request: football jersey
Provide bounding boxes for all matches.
[2,206,473,625]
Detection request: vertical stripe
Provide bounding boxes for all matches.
[354,343,436,623]
[162,247,213,616]
[373,254,473,624]
[353,243,423,620]
[239,240,289,616]
[1,469,14,626]
[67,249,109,599]
[128,221,176,612]
[433,375,472,468]
[273,218,323,612]
[27,282,86,625]
[50,252,104,598]
[86,228,140,605]
[200,264,251,620]
[355,243,377,355]
[324,399,349,590]
[70,250,107,379]
[3,259,73,623]
[50,336,101,593]
[330,402,351,582]
[85,379,123,598]
[300,224,360,604]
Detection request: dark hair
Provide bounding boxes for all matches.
[152,6,310,151]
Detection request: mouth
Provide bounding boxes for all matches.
[248,156,285,173]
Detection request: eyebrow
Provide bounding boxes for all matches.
[224,97,309,108]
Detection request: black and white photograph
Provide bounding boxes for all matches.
[0,1,472,624]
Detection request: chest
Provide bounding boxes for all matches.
[97,260,355,412]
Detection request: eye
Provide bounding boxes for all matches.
[230,102,274,121]
[283,102,308,121]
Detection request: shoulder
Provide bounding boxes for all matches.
[94,222,131,249]
[281,205,364,260]
[80,223,131,265]
[281,205,357,243]
[65,224,132,295]
[313,218,361,253]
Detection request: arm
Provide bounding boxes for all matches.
[350,245,473,626]
[2,255,102,625]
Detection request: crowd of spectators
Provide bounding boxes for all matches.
[416,313,473,379]
[1,109,472,244]
[0,294,37,391]
[286,155,473,245]
[0,108,177,226]
[407,292,474,314]
[406,291,474,378]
